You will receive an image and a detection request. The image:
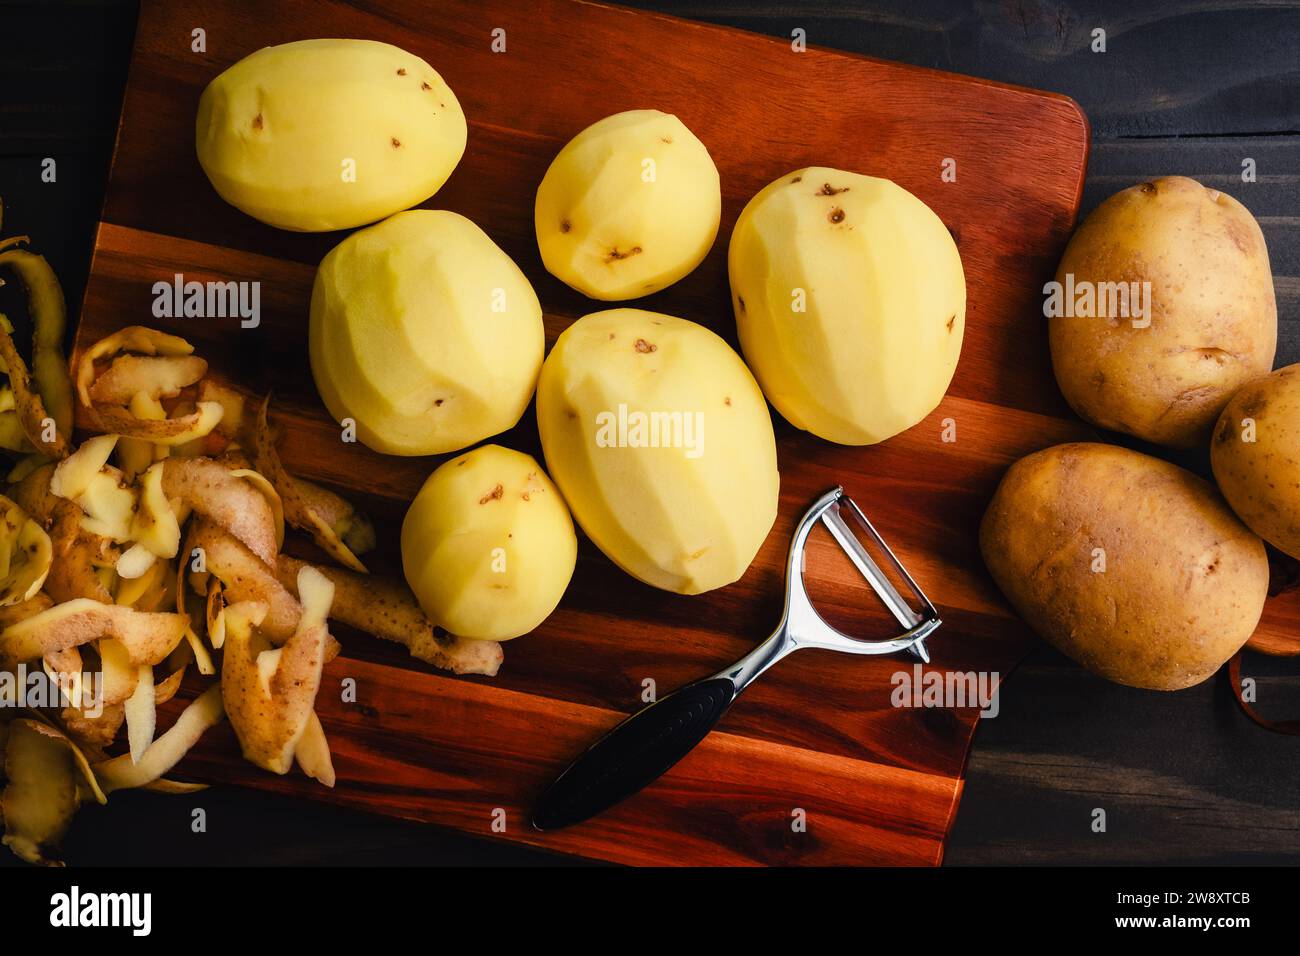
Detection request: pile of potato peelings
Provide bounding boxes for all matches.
[0,205,499,865]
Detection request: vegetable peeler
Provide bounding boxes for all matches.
[532,486,942,831]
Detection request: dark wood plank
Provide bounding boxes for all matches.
[947,647,1300,864]
[622,0,1300,139]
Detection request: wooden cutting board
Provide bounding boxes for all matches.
[71,0,1117,866]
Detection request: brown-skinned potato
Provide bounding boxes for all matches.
[1211,364,1300,559]
[1049,177,1276,448]
[981,442,1269,690]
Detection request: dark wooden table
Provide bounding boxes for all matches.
[0,0,1297,866]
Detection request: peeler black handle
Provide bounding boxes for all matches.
[531,676,738,831]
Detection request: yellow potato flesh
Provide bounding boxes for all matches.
[196,39,466,232]
[310,210,544,456]
[535,110,720,300]
[536,309,779,594]
[401,444,576,641]
[728,167,965,445]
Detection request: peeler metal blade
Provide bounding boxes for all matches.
[819,493,938,662]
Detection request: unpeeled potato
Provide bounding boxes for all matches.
[1212,364,1300,559]
[981,442,1268,690]
[1049,176,1276,447]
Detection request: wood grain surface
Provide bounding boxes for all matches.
[66,0,1096,866]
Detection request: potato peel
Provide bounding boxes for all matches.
[124,663,156,764]
[0,592,51,630]
[229,467,284,551]
[60,703,125,751]
[1,719,93,865]
[141,777,208,795]
[75,326,195,407]
[0,315,69,459]
[162,457,277,565]
[188,519,301,641]
[115,543,157,580]
[49,434,118,500]
[0,246,72,441]
[0,598,188,667]
[130,461,181,559]
[295,476,377,555]
[294,710,336,788]
[0,311,507,860]
[174,552,215,676]
[252,398,367,572]
[222,567,333,776]
[92,401,224,447]
[94,684,224,795]
[275,554,503,677]
[88,354,208,406]
[74,470,136,542]
[0,494,51,605]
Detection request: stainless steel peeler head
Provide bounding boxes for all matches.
[779,487,941,661]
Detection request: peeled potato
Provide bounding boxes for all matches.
[401,445,576,641]
[196,39,466,232]
[536,309,779,594]
[728,168,965,445]
[535,110,720,300]
[310,210,544,456]
[1211,364,1300,559]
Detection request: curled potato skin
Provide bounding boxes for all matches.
[10,463,115,604]
[75,326,195,409]
[0,244,73,444]
[2,719,82,865]
[162,457,278,566]
[0,311,512,861]
[276,554,502,676]
[0,598,187,669]
[88,354,208,406]
[221,569,332,775]
[75,326,224,446]
[187,518,299,638]
[184,519,342,661]
[252,398,367,572]
[0,317,68,458]
[93,685,225,795]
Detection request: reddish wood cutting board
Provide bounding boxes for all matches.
[72,0,1155,866]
